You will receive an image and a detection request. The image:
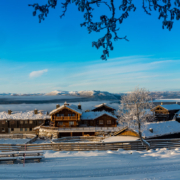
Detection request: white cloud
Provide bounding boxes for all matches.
[29,69,48,78]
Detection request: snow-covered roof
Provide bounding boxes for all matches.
[160,104,180,111]
[119,120,180,139]
[142,120,180,138]
[81,111,117,120]
[91,103,115,111]
[49,104,82,115]
[0,111,50,120]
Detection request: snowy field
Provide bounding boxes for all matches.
[0,138,29,144]
[1,148,180,179]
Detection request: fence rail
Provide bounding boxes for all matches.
[0,138,180,152]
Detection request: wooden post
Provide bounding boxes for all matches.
[70,132,73,137]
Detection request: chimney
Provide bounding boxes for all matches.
[78,103,81,110]
[34,109,38,114]
[161,102,163,105]
[8,110,12,115]
[149,128,153,133]
[64,101,69,106]
[56,104,60,109]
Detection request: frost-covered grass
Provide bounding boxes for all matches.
[1,148,180,179]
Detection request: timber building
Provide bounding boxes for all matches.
[0,110,50,134]
[0,102,118,137]
[49,102,117,128]
[151,103,180,121]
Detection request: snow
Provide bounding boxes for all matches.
[0,110,50,120]
[45,90,118,99]
[49,104,82,115]
[103,136,139,142]
[142,120,180,138]
[175,110,180,118]
[92,103,115,110]
[81,111,117,120]
[160,104,180,111]
[1,148,180,179]
[0,138,29,144]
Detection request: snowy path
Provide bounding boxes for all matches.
[0,149,180,179]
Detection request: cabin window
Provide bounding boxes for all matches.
[11,121,15,124]
[2,128,5,132]
[99,120,103,125]
[29,120,33,124]
[69,121,74,126]
[25,120,28,124]
[38,121,42,124]
[57,114,60,117]
[1,121,5,124]
[57,122,63,126]
[30,128,32,131]
[20,128,23,131]
[25,128,27,131]
[72,114,75,117]
[107,120,111,124]
[68,114,71,116]
[20,121,23,124]
[11,128,14,131]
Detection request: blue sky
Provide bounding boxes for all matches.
[0,0,180,93]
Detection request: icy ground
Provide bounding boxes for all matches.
[1,148,180,179]
[0,138,29,144]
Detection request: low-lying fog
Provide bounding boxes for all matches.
[0,100,120,112]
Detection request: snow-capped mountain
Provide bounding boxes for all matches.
[45,90,119,100]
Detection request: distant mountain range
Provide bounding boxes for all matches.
[1,90,180,100]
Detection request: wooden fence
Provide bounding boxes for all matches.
[0,138,180,152]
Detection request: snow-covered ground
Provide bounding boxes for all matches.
[0,138,29,144]
[1,148,180,179]
[32,138,52,144]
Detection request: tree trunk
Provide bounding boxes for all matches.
[138,119,150,150]
[138,131,150,150]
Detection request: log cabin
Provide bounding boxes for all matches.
[49,102,82,128]
[0,110,50,134]
[49,102,118,128]
[91,103,115,114]
[151,103,180,121]
[80,111,117,127]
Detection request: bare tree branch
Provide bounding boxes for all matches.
[29,0,180,60]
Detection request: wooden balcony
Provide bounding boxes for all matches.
[54,117,78,121]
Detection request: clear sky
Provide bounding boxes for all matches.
[0,0,180,93]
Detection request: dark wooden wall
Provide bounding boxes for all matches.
[81,115,117,127]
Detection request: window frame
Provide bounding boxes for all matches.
[107,120,112,124]
[29,120,33,124]
[69,121,74,126]
[99,120,104,125]
[1,121,6,125]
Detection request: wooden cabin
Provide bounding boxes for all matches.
[80,111,117,127]
[49,103,82,128]
[0,110,50,134]
[151,104,180,121]
[91,103,115,114]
